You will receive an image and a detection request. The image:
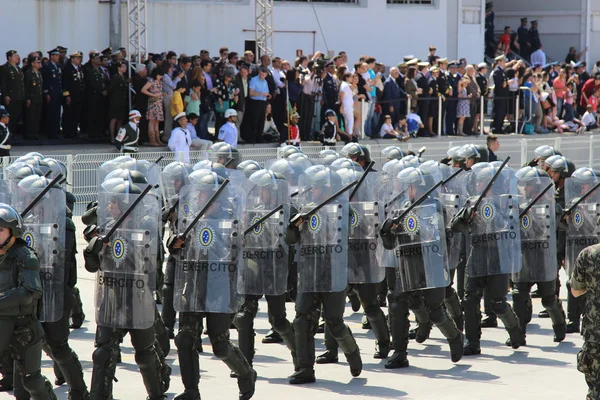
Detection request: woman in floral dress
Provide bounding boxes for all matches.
[141,68,166,146]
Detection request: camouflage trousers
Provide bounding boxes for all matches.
[577,341,600,399]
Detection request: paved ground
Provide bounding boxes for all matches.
[27,219,588,400]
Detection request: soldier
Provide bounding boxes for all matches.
[84,179,169,400]
[42,48,63,139]
[235,169,297,374]
[169,171,257,400]
[381,146,406,162]
[428,66,441,135]
[0,204,58,399]
[571,241,600,399]
[511,166,566,346]
[474,63,489,133]
[563,165,597,335]
[529,20,542,55]
[445,62,460,136]
[517,17,530,60]
[84,52,108,139]
[115,110,141,153]
[24,56,43,140]
[381,166,464,362]
[492,55,509,134]
[285,166,362,384]
[416,62,432,137]
[211,142,242,169]
[317,143,390,364]
[12,175,89,399]
[1,50,24,134]
[451,162,523,355]
[0,107,12,157]
[62,51,85,139]
[525,145,562,169]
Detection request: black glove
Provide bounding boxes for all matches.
[450,206,472,233]
[83,224,98,243]
[87,236,104,256]
[379,218,397,250]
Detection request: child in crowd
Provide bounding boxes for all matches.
[407,107,424,139]
[379,114,409,141]
[320,109,353,146]
[582,104,598,131]
[288,112,301,146]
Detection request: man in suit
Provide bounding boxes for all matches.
[416,62,432,137]
[492,55,509,134]
[42,48,63,139]
[1,50,24,134]
[62,51,85,138]
[234,63,250,135]
[517,17,530,60]
[382,67,406,128]
[23,55,43,140]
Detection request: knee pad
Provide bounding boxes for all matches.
[92,343,114,367]
[428,305,445,324]
[175,328,196,351]
[491,298,509,316]
[324,317,346,337]
[462,293,480,310]
[47,341,72,364]
[234,309,255,332]
[541,295,559,310]
[362,302,381,319]
[270,313,290,332]
[210,332,231,360]
[161,284,173,299]
[134,343,156,369]
[293,313,311,333]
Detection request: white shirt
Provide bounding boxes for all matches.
[168,126,191,162]
[530,49,546,67]
[218,122,238,147]
[186,122,198,139]
[271,67,285,90]
[407,112,422,125]
[380,122,395,136]
[340,81,354,107]
[582,111,596,127]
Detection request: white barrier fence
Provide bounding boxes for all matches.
[5,135,600,213]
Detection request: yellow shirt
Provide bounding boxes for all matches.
[171,91,184,117]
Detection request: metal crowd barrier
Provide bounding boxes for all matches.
[4,135,600,213]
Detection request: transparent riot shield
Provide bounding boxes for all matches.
[347,173,385,284]
[174,183,245,313]
[465,166,522,277]
[565,176,600,277]
[440,169,468,269]
[296,172,349,293]
[393,202,450,292]
[17,180,66,323]
[97,156,135,184]
[95,191,159,329]
[238,175,290,295]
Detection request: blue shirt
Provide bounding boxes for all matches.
[368,69,376,98]
[249,76,268,101]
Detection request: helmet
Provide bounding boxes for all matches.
[287,153,312,171]
[237,160,263,178]
[330,158,362,172]
[324,109,336,118]
[397,167,437,198]
[454,144,482,165]
[516,166,550,182]
[0,203,23,238]
[268,159,303,186]
[104,168,149,186]
[23,152,45,161]
[400,155,422,167]
[0,109,9,119]
[336,167,362,186]
[382,159,400,175]
[341,143,371,164]
[6,162,42,181]
[17,175,61,193]
[278,145,303,159]
[447,146,461,159]
[249,169,286,187]
[162,162,192,182]
[548,156,575,179]
[248,170,286,205]
[37,158,65,181]
[534,145,561,161]
[381,146,406,161]
[419,160,445,182]
[191,171,226,188]
[211,143,241,168]
[129,110,142,120]
[224,109,238,119]
[543,154,562,170]
[306,166,342,188]
[571,167,599,184]
[319,149,340,166]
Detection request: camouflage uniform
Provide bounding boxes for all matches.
[571,245,600,399]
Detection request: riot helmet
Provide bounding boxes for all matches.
[319,149,340,166]
[341,143,371,166]
[211,143,241,168]
[237,160,263,178]
[381,146,406,161]
[0,203,24,244]
[278,145,303,159]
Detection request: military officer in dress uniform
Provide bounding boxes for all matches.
[1,50,25,135]
[0,108,11,157]
[57,46,68,70]
[416,62,432,137]
[62,51,85,138]
[84,52,108,139]
[492,55,509,134]
[445,62,461,136]
[529,20,542,54]
[428,66,441,135]
[24,56,43,140]
[437,58,449,134]
[476,63,489,133]
[42,48,63,139]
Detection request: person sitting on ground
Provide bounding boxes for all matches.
[186,113,212,150]
[263,103,279,142]
[406,107,424,139]
[379,114,409,141]
[320,109,353,146]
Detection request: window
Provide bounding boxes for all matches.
[387,0,433,4]
[275,0,359,3]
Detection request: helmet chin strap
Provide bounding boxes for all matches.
[0,233,13,249]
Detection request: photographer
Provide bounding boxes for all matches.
[298,59,326,141]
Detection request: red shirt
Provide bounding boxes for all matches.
[580,78,598,107]
[499,34,511,54]
[589,95,598,112]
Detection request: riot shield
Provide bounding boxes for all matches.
[464,166,522,277]
[238,174,290,295]
[565,176,600,277]
[97,156,135,184]
[160,162,192,209]
[440,169,468,269]
[347,172,385,284]
[174,183,245,313]
[514,183,558,282]
[295,171,348,293]
[393,202,450,293]
[16,180,66,322]
[95,190,159,329]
